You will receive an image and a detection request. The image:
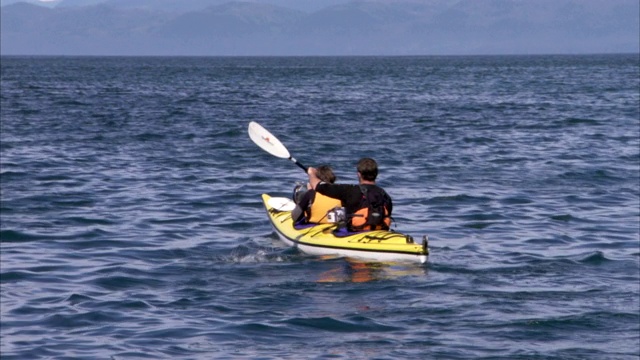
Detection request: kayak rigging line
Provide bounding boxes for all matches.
[339,232,411,244]
[305,224,337,238]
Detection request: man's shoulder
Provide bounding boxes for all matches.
[363,184,392,199]
[317,182,361,196]
[361,183,388,192]
[318,182,359,190]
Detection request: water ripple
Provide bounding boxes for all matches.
[1,55,638,359]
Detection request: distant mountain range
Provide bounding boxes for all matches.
[1,0,638,56]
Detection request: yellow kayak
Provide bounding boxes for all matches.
[261,194,429,264]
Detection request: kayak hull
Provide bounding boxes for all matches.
[262,194,428,264]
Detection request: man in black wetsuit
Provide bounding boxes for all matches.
[307,158,392,231]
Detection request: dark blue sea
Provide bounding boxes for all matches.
[1,55,639,359]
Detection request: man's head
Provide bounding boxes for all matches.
[357,158,378,182]
[316,165,336,184]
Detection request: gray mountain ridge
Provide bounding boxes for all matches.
[1,0,638,56]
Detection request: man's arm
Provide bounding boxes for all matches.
[307,167,321,189]
[386,191,393,215]
[291,190,313,223]
[315,182,342,199]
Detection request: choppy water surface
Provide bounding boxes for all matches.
[1,55,639,359]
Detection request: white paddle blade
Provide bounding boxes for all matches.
[267,197,296,212]
[248,121,291,159]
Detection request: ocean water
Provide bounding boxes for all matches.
[1,55,639,359]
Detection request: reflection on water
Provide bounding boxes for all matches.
[315,256,428,283]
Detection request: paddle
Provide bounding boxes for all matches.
[266,196,296,212]
[248,121,308,172]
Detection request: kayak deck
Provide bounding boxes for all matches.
[262,194,428,264]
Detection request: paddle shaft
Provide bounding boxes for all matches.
[290,156,307,172]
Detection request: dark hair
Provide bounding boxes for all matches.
[316,165,336,184]
[357,158,378,181]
